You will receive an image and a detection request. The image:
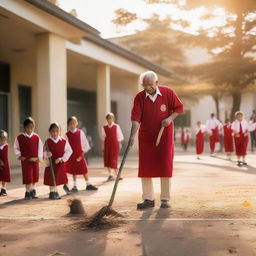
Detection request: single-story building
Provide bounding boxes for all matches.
[0,0,171,163]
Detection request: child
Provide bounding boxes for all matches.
[181,128,191,151]
[14,117,43,200]
[223,119,234,160]
[44,123,72,200]
[102,113,124,181]
[231,111,249,166]
[66,116,97,192]
[0,130,11,196]
[195,122,204,160]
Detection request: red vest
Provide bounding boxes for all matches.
[46,138,66,162]
[66,129,83,159]
[17,134,39,157]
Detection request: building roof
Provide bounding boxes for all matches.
[25,0,171,77]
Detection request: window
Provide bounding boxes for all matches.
[174,110,191,128]
[19,85,32,131]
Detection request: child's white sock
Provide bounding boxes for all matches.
[86,181,91,186]
[50,186,55,192]
[25,184,31,192]
[73,181,77,187]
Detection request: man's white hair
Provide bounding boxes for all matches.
[140,70,158,84]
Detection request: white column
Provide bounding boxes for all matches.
[97,64,111,129]
[36,33,67,140]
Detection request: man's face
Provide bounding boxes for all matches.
[142,77,158,95]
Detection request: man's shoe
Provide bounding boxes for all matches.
[30,189,38,199]
[137,199,155,210]
[71,186,78,193]
[54,192,61,200]
[237,161,243,167]
[107,175,115,182]
[160,200,170,208]
[24,191,32,200]
[49,192,55,200]
[86,184,98,190]
[63,184,71,195]
[0,188,7,196]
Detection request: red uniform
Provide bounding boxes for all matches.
[131,86,183,177]
[223,125,234,153]
[196,129,204,155]
[66,129,88,175]
[233,123,248,156]
[17,134,40,184]
[104,125,120,169]
[209,128,220,153]
[44,138,68,186]
[181,132,190,145]
[0,144,11,182]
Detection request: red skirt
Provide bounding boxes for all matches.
[196,132,204,155]
[0,166,11,182]
[66,155,88,175]
[234,134,248,156]
[104,141,119,169]
[224,136,234,153]
[21,160,39,184]
[44,162,68,186]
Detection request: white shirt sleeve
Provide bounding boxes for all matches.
[80,130,91,153]
[38,138,43,159]
[117,125,124,142]
[61,140,73,162]
[101,127,106,141]
[248,122,256,132]
[13,137,21,158]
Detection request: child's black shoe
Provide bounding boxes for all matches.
[30,189,38,199]
[63,184,71,195]
[0,188,7,196]
[49,192,55,200]
[54,192,61,200]
[86,184,98,191]
[71,186,78,193]
[24,191,32,200]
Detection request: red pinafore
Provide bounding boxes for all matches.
[196,130,204,155]
[17,134,40,184]
[44,138,68,186]
[234,123,248,156]
[66,129,88,175]
[223,125,234,153]
[0,144,11,182]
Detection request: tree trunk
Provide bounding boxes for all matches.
[212,95,220,120]
[230,92,242,120]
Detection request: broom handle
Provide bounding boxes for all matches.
[45,141,57,187]
[108,144,130,207]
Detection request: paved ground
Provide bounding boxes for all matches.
[1,151,256,256]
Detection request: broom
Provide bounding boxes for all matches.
[87,144,130,227]
[45,141,56,187]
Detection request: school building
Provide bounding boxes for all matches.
[0,0,170,163]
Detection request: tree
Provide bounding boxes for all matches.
[113,0,256,119]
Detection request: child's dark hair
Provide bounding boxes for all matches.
[0,130,8,140]
[68,116,78,125]
[23,117,35,128]
[106,112,115,119]
[225,118,231,123]
[48,122,60,132]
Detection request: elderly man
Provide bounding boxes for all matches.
[128,71,183,209]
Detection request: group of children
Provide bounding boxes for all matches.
[0,113,123,199]
[195,111,256,166]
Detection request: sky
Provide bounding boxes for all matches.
[58,0,227,39]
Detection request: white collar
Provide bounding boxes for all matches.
[145,86,162,98]
[107,123,115,128]
[23,132,34,138]
[50,136,62,143]
[69,128,78,133]
[0,144,7,150]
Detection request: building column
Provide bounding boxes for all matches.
[97,64,111,129]
[36,33,67,140]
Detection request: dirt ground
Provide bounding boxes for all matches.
[1,152,256,256]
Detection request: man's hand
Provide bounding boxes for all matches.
[47,152,52,158]
[128,121,140,148]
[76,156,82,162]
[55,158,62,164]
[18,156,26,161]
[128,136,135,148]
[162,117,172,127]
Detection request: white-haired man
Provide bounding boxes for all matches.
[129,71,183,209]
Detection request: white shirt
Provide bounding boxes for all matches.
[206,118,222,134]
[195,124,205,135]
[0,144,7,150]
[231,119,248,134]
[65,129,91,153]
[44,136,73,162]
[14,133,43,159]
[145,86,162,103]
[101,123,124,142]
[249,121,256,132]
